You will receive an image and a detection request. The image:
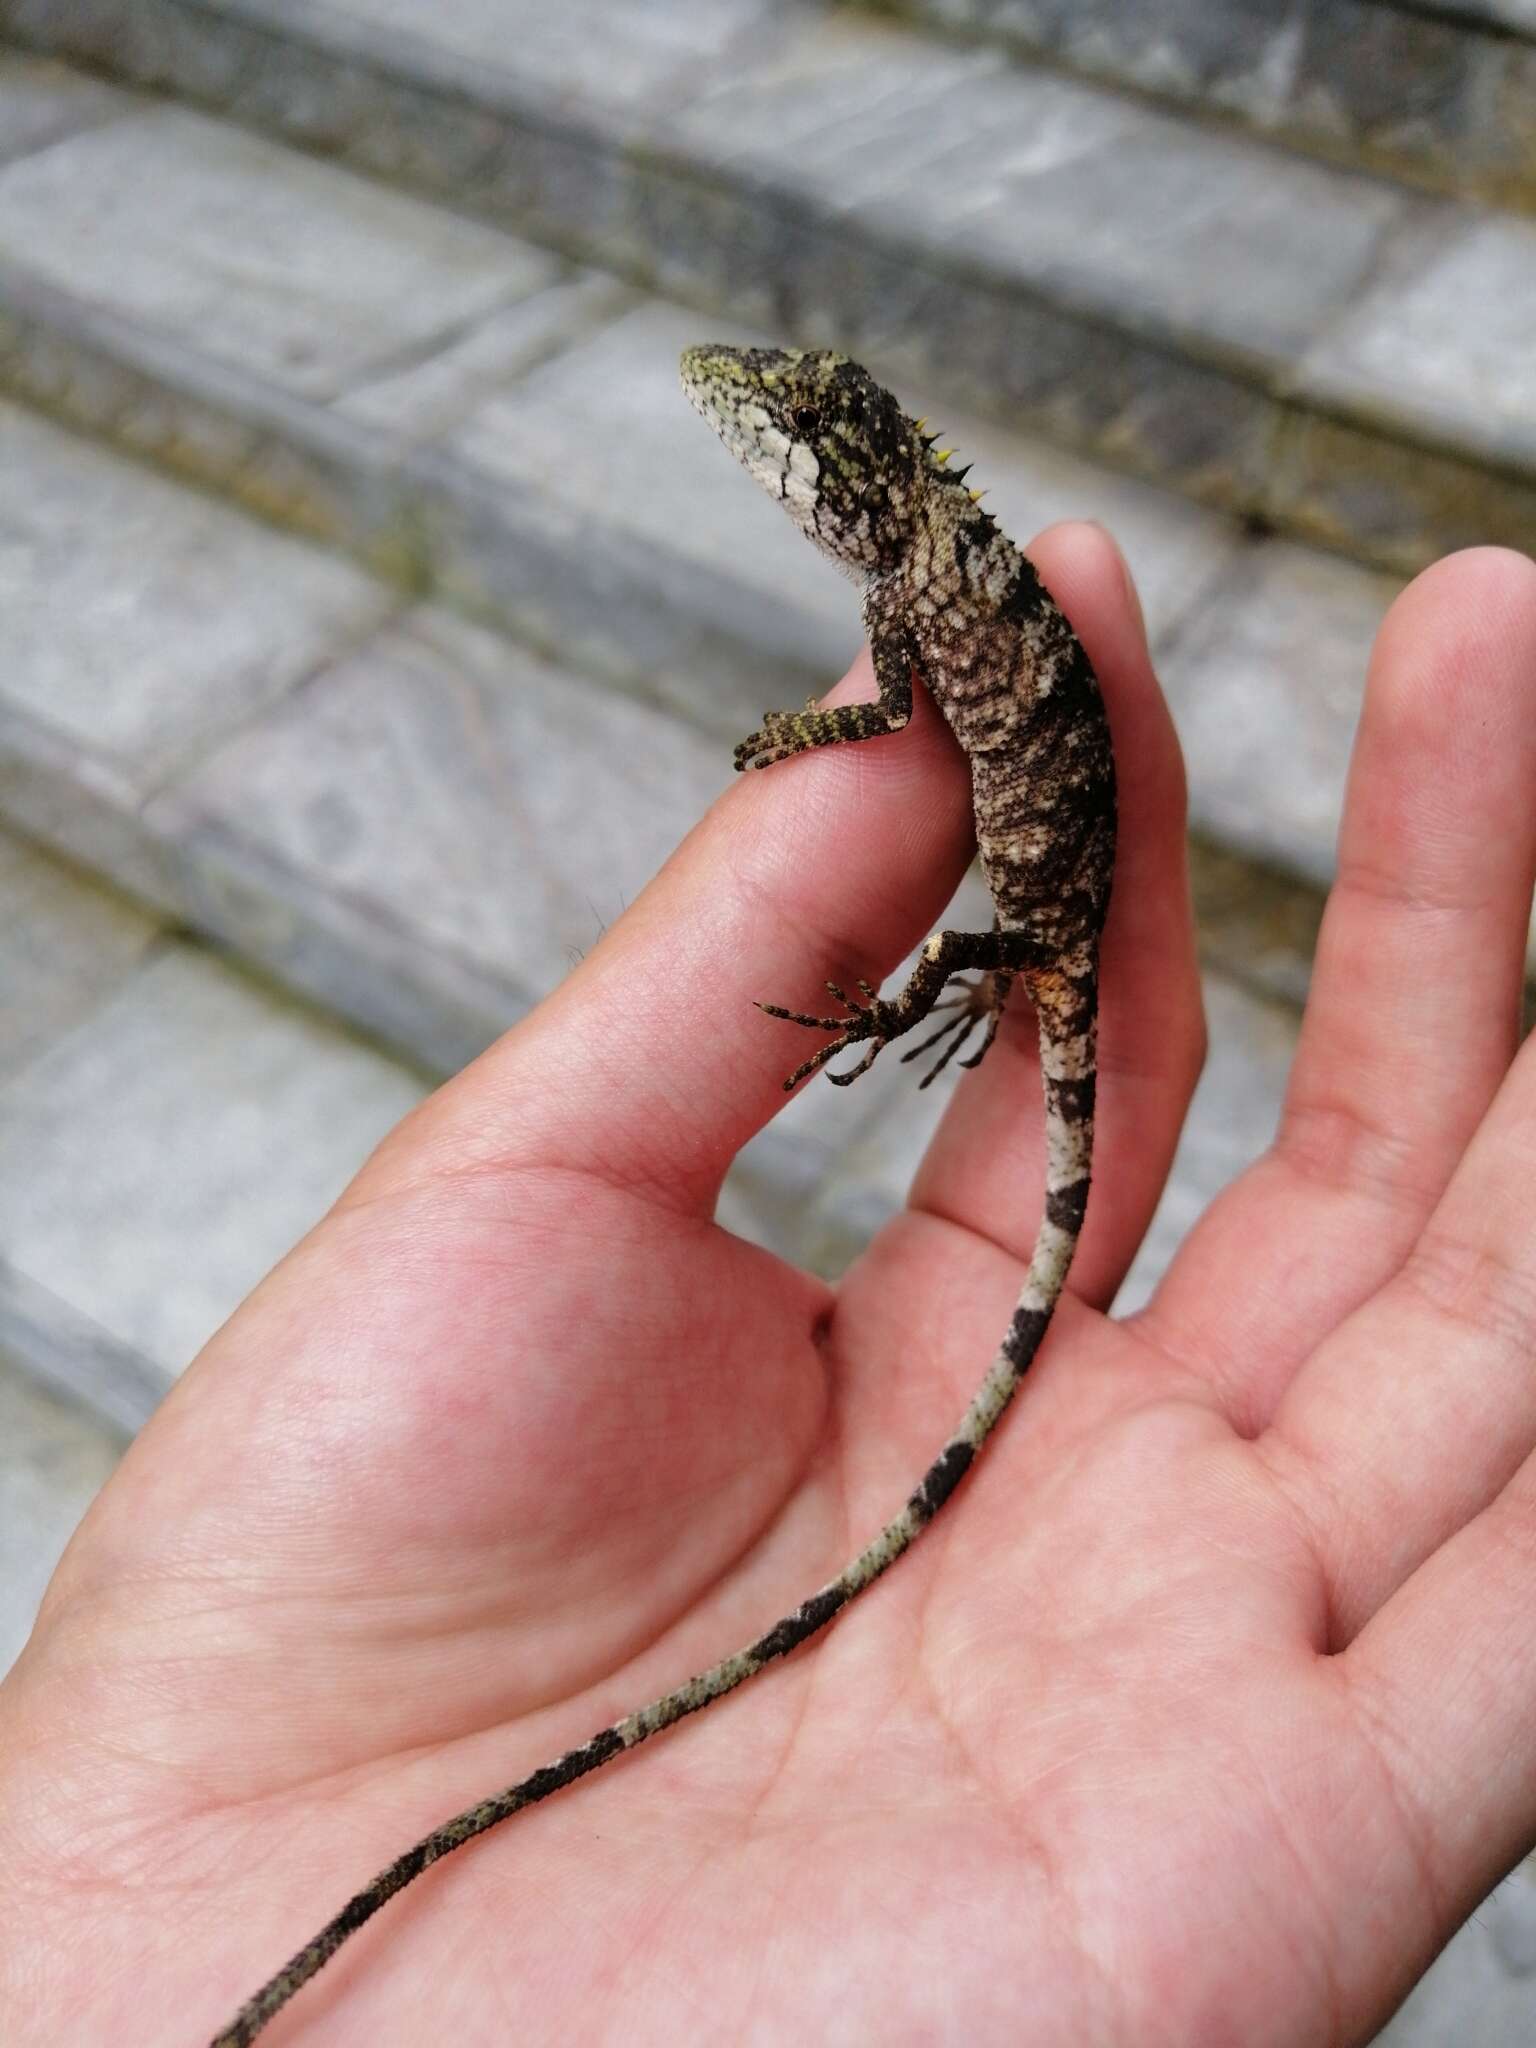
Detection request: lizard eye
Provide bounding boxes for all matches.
[791,405,821,436]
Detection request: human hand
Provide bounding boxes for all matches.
[3,525,1535,2047]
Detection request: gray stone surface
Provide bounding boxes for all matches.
[1267,398,1536,578]
[1161,539,1400,888]
[434,298,865,718]
[1376,1860,1536,2046]
[665,13,1411,367]
[219,0,789,117]
[1416,0,1536,34]
[0,242,1235,733]
[0,826,164,1085]
[1188,837,1323,1012]
[0,943,427,1395]
[1117,971,1297,1313]
[0,1257,167,1436]
[1,21,1532,574]
[0,48,124,165]
[155,605,733,1030]
[0,1351,122,1678]
[0,399,393,787]
[435,296,1235,729]
[848,0,1536,206]
[1300,209,1536,473]
[0,105,556,401]
[336,271,634,445]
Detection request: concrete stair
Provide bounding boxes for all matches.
[5,0,1536,579]
[852,0,1536,211]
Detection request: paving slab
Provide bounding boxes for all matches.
[0,105,557,402]
[0,826,164,1086]
[1411,0,1536,35]
[9,3,1536,574]
[0,47,124,165]
[0,203,1233,749]
[847,0,1536,210]
[1376,1858,1536,2046]
[426,300,859,727]
[0,942,428,1411]
[1299,206,1536,474]
[667,14,1410,369]
[0,1351,122,1678]
[0,399,394,789]
[1117,971,1298,1313]
[335,272,635,446]
[220,0,791,121]
[1159,539,1400,889]
[151,605,735,1065]
[430,294,1237,732]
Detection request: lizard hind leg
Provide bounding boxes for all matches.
[758,931,1023,1094]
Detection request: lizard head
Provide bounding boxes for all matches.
[681,344,928,579]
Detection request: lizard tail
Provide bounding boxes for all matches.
[209,969,1096,2048]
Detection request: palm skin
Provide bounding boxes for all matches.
[6,525,1536,2048]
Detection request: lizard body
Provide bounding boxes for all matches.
[209,346,1116,2047]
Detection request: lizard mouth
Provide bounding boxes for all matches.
[680,344,811,507]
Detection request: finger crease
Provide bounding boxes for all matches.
[1272,1099,1446,1215]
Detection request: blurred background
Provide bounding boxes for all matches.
[2,1,1535,2033]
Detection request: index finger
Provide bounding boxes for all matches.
[388,644,977,1205]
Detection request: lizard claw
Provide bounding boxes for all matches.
[758,979,898,1090]
[734,709,809,772]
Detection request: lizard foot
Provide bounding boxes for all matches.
[901,972,1010,1089]
[757,979,900,1091]
[734,710,815,773]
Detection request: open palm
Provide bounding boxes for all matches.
[6,526,1536,2048]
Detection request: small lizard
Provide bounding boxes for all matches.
[209,346,1116,2046]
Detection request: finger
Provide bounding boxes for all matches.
[1340,1443,1536,1940]
[375,644,976,1205]
[909,520,1206,1308]
[1139,548,1536,1419]
[1262,998,1536,1640]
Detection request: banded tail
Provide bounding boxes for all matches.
[209,978,1096,2048]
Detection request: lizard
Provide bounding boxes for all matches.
[208,344,1116,2047]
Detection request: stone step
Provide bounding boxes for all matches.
[0,60,1408,959]
[3,10,1534,577]
[0,827,432,1432]
[0,64,1235,735]
[0,1349,124,1676]
[0,362,1384,1048]
[847,0,1536,213]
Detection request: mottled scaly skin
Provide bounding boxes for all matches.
[208,347,1115,2047]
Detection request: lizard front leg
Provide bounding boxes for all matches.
[762,926,1029,1092]
[734,618,912,771]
